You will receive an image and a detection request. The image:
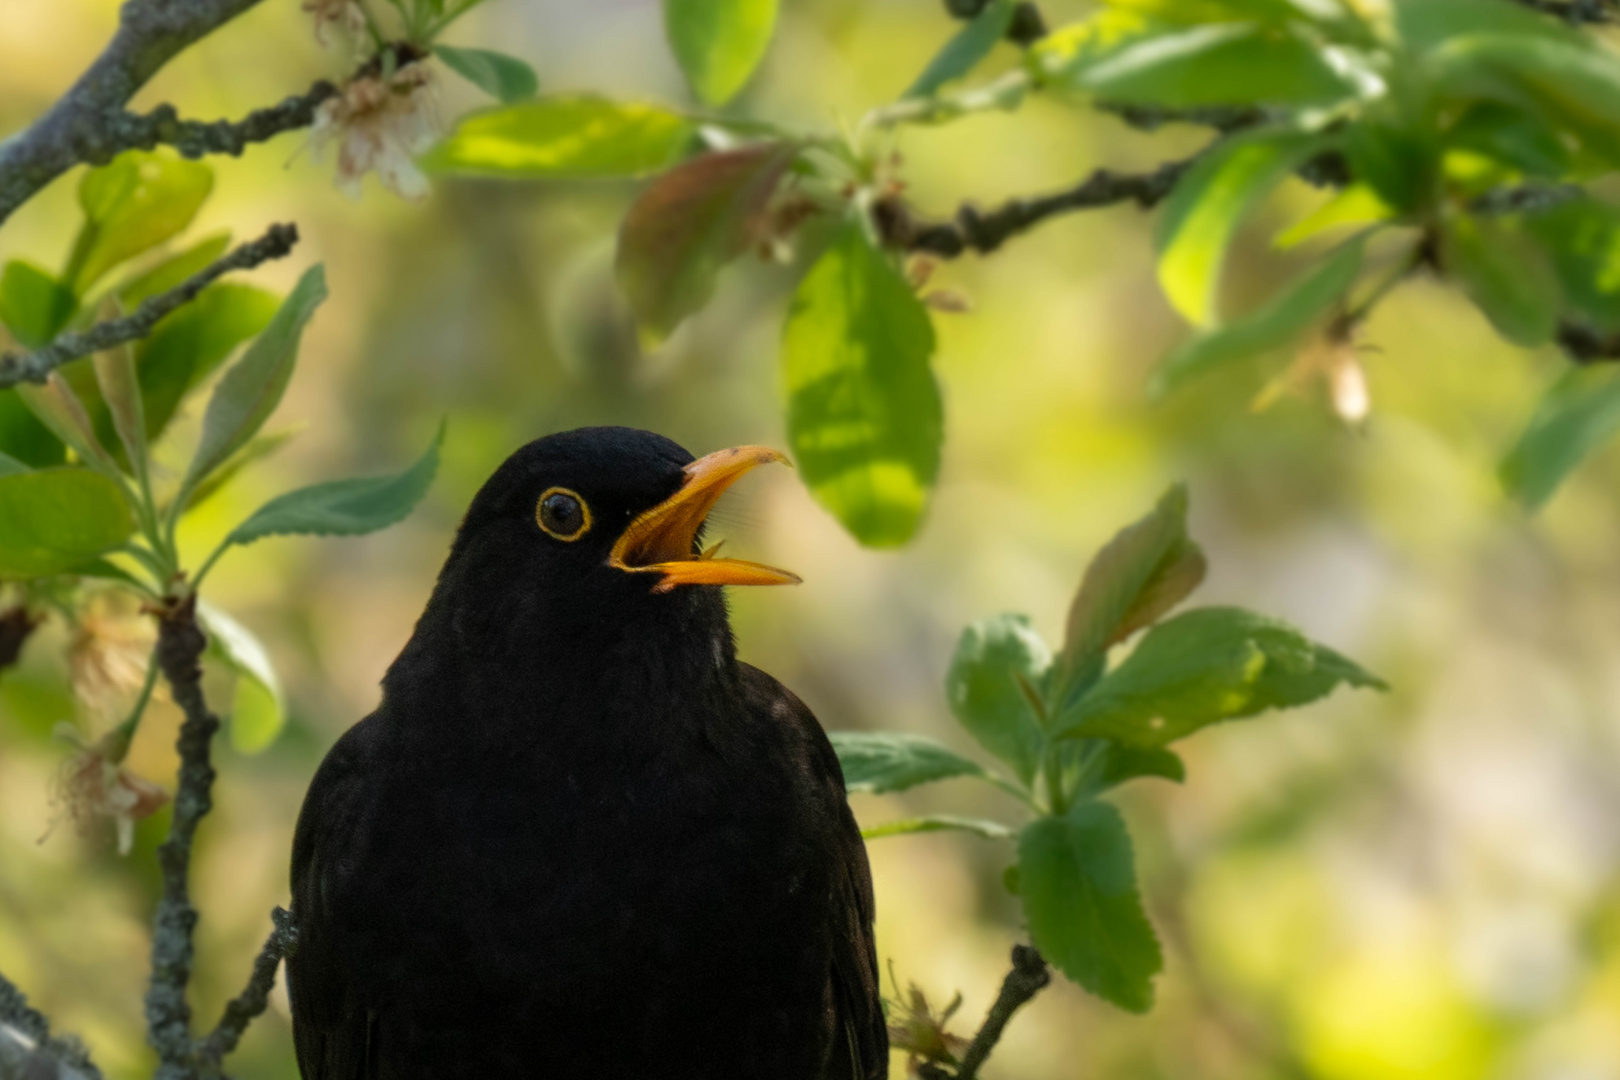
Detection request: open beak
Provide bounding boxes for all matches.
[608,446,801,594]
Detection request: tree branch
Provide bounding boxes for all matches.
[1510,0,1616,23]
[0,224,299,389]
[0,971,104,1080]
[146,594,220,1080]
[917,945,1052,1080]
[0,607,41,674]
[114,83,338,161]
[0,0,276,227]
[882,156,1196,258]
[195,908,298,1071]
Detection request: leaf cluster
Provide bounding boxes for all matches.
[419,0,1620,552]
[831,485,1384,1012]
[0,152,441,757]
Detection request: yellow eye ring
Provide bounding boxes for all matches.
[536,487,592,541]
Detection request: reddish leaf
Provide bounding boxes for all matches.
[615,143,796,339]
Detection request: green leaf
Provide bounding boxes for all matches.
[1099,745,1185,789]
[116,232,231,307]
[1500,365,1620,510]
[433,45,539,102]
[181,266,326,498]
[199,603,286,755]
[1273,186,1392,250]
[181,428,300,513]
[1027,9,1172,89]
[16,374,120,480]
[1078,22,1352,108]
[0,392,66,468]
[665,0,779,106]
[0,451,27,477]
[224,422,442,547]
[1343,120,1434,215]
[0,261,77,348]
[1156,128,1326,326]
[615,143,795,338]
[1430,34,1620,165]
[905,0,1015,99]
[0,468,135,578]
[1445,103,1570,180]
[1060,484,1206,677]
[862,814,1012,841]
[68,152,214,293]
[1395,0,1583,55]
[92,336,147,481]
[782,224,942,547]
[423,96,696,178]
[135,283,281,443]
[1018,802,1161,1012]
[1152,236,1364,395]
[1442,213,1560,347]
[946,614,1051,787]
[1056,606,1385,747]
[1524,196,1620,334]
[829,731,992,794]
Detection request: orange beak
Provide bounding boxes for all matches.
[608,446,801,594]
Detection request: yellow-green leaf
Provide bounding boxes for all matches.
[424,96,696,179]
[1156,129,1325,325]
[0,468,134,578]
[665,0,779,106]
[782,224,942,547]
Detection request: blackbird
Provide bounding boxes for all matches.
[287,427,887,1080]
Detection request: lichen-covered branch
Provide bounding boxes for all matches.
[119,83,338,161]
[0,0,274,226]
[916,945,1052,1080]
[146,594,219,1080]
[881,156,1195,258]
[0,224,298,389]
[0,971,104,1080]
[196,908,298,1071]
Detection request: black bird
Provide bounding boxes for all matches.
[287,427,887,1080]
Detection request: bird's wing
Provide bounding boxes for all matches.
[287,714,384,1080]
[740,664,889,1080]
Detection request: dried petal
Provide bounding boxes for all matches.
[310,63,441,201]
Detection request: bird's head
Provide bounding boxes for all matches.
[424,428,798,659]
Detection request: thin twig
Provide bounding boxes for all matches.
[884,156,1197,258]
[0,224,299,389]
[0,971,104,1080]
[146,594,220,1080]
[0,0,271,226]
[195,908,298,1070]
[918,945,1052,1080]
[1557,321,1620,362]
[1096,101,1272,134]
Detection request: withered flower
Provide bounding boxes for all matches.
[309,63,440,201]
[47,727,169,856]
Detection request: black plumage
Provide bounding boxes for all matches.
[286,427,886,1080]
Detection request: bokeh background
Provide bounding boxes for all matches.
[5,1,1620,1077]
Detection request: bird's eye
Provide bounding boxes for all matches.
[536,488,591,541]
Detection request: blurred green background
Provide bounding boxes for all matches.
[6,1,1620,1077]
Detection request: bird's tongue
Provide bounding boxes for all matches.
[608,446,802,594]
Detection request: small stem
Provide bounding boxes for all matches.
[99,644,162,765]
[1342,239,1425,330]
[953,945,1052,1080]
